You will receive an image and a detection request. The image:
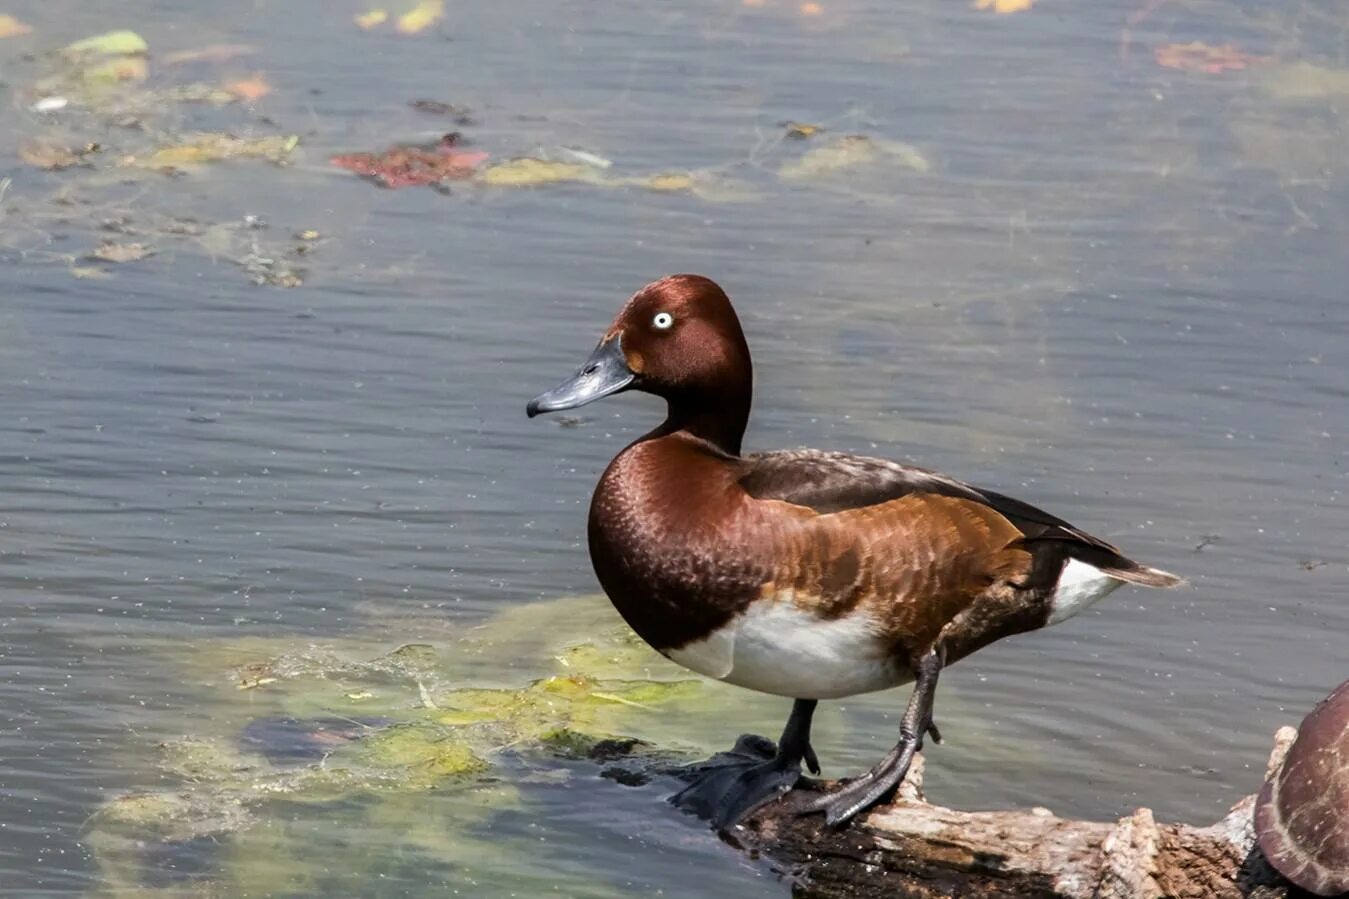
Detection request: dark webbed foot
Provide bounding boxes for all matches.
[671,699,818,831]
[799,649,943,827]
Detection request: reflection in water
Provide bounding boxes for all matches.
[0,0,1346,894]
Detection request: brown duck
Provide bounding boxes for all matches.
[527,274,1182,830]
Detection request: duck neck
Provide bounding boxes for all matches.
[661,386,750,456]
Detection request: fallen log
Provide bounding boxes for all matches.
[611,727,1312,898]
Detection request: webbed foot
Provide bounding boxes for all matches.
[670,699,819,831]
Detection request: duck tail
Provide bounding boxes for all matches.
[1099,560,1186,588]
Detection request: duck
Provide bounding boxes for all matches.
[526,274,1182,830]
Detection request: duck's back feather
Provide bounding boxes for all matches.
[738,449,1178,586]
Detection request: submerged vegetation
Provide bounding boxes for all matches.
[87,595,709,896]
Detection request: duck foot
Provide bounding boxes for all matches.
[798,649,943,828]
[670,699,819,831]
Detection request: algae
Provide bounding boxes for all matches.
[85,595,721,893]
[778,134,930,181]
[477,157,602,187]
[357,724,488,784]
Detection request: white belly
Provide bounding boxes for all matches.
[665,599,909,700]
[1046,558,1125,625]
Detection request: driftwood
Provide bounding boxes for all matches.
[602,727,1317,898]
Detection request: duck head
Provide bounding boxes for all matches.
[527,274,753,454]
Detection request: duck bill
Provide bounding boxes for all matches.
[527,337,635,417]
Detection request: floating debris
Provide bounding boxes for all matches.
[477,157,600,187]
[1154,41,1264,74]
[778,134,929,180]
[633,172,697,192]
[131,133,299,169]
[554,146,614,169]
[224,74,271,102]
[90,241,155,263]
[396,0,444,34]
[30,96,69,113]
[782,121,823,139]
[238,248,304,288]
[0,14,32,38]
[355,9,389,29]
[974,0,1034,12]
[19,139,93,170]
[331,134,487,188]
[409,99,476,124]
[63,30,148,58]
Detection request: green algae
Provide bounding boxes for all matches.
[357,724,488,782]
[160,736,261,783]
[84,594,720,894]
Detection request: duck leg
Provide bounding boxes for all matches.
[670,698,819,830]
[799,649,942,827]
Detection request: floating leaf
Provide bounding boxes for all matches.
[396,0,443,34]
[63,29,148,57]
[477,157,599,187]
[0,13,32,37]
[355,9,389,29]
[332,135,487,188]
[1154,41,1263,74]
[91,241,155,264]
[135,133,299,168]
[225,74,271,101]
[782,121,822,139]
[635,172,696,192]
[974,0,1034,12]
[70,266,112,280]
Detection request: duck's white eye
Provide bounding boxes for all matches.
[652,312,674,330]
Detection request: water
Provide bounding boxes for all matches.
[1,0,1346,894]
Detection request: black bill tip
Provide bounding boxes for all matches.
[527,337,634,418]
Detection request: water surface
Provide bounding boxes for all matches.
[1,0,1346,894]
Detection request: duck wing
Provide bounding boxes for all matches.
[739,449,1155,569]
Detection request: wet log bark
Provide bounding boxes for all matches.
[608,728,1313,899]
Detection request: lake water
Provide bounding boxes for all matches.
[1,0,1346,895]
